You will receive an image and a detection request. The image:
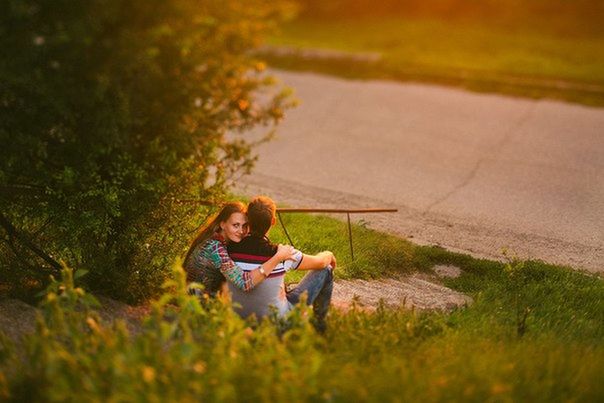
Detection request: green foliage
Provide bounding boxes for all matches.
[0,0,295,300]
[442,265,604,344]
[270,210,604,344]
[3,265,327,401]
[1,263,603,401]
[0,209,601,400]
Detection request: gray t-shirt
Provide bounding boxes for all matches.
[227,234,303,319]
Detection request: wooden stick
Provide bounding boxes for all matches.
[276,208,398,214]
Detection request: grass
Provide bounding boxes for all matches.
[1,211,603,401]
[263,17,604,106]
[273,211,604,339]
[269,212,420,281]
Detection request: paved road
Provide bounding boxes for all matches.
[235,70,604,272]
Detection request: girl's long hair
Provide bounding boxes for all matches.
[184,201,246,266]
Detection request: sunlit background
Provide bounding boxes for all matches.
[1,1,603,401]
[264,0,604,105]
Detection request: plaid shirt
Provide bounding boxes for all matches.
[185,233,254,295]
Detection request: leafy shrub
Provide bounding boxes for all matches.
[1,263,602,402]
[2,265,326,401]
[0,0,295,301]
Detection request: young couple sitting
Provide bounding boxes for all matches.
[183,196,336,332]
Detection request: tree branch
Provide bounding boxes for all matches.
[2,236,39,272]
[0,212,62,272]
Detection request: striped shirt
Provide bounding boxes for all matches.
[227,234,303,319]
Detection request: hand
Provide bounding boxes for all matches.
[275,244,296,261]
[329,253,337,271]
[320,251,336,270]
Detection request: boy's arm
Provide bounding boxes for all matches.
[222,243,295,291]
[297,251,336,271]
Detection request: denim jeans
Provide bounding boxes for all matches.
[286,267,333,331]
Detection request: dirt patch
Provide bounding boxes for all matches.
[0,296,150,347]
[433,264,462,278]
[95,296,151,335]
[331,274,472,312]
[0,299,38,344]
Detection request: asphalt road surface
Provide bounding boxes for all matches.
[234,70,604,273]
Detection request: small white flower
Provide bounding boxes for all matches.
[33,36,45,46]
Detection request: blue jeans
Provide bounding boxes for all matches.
[286,268,333,331]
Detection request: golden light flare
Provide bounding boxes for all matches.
[142,366,156,383]
[237,99,250,111]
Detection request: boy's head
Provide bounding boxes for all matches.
[247,196,276,236]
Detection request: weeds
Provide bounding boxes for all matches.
[503,252,532,337]
[1,214,603,401]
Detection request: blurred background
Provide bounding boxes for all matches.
[264,0,604,105]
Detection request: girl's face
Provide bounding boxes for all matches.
[219,212,248,243]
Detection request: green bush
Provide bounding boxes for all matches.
[1,265,602,401]
[2,266,325,401]
[0,0,295,301]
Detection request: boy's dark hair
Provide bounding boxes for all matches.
[247,196,276,236]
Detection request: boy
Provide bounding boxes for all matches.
[227,196,336,331]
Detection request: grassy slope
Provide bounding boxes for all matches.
[273,212,603,340]
[2,211,603,401]
[264,17,604,105]
[277,212,604,399]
